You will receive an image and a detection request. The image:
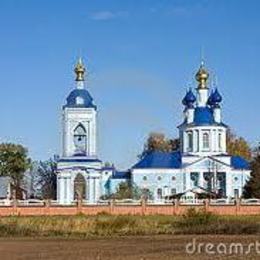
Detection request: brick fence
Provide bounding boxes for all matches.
[0,200,260,216]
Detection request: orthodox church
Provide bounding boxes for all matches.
[57,58,251,204]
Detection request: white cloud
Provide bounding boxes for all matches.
[90,11,128,21]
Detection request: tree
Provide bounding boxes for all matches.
[108,182,153,200]
[0,143,31,198]
[243,155,260,198]
[227,129,252,161]
[140,132,180,159]
[36,159,57,199]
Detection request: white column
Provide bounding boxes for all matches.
[192,130,198,153]
[222,130,226,153]
[94,178,100,202]
[186,172,191,190]
[88,177,94,203]
[199,172,204,188]
[197,89,209,107]
[226,172,232,198]
[60,177,65,204]
[210,129,214,152]
[183,131,187,153]
[70,176,74,202]
[198,129,202,153]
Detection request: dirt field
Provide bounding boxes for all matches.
[0,235,259,260]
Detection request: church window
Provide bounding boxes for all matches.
[157,176,162,181]
[218,133,222,150]
[74,124,87,155]
[187,132,193,151]
[234,177,238,182]
[190,172,199,186]
[202,132,210,150]
[172,176,176,181]
[74,173,86,200]
[143,176,147,181]
[171,188,176,194]
[76,96,84,105]
[234,189,239,198]
[157,188,162,199]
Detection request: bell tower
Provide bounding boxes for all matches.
[62,58,97,158]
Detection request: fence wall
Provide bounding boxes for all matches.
[0,200,260,216]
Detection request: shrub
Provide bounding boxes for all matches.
[180,208,217,226]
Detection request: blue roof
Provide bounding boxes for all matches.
[112,171,131,179]
[193,107,215,125]
[64,89,96,109]
[182,89,196,107]
[132,151,182,169]
[231,156,250,170]
[211,89,222,104]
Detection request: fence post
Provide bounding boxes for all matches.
[235,198,241,215]
[141,198,146,215]
[109,199,114,215]
[13,199,18,216]
[44,199,50,215]
[174,199,179,215]
[77,198,82,214]
[204,199,209,212]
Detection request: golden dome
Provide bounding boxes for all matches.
[74,58,86,81]
[195,61,209,89]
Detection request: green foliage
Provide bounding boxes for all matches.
[0,143,31,194]
[0,215,259,238]
[140,132,180,159]
[227,129,252,161]
[36,159,57,199]
[112,182,132,199]
[108,182,153,200]
[180,208,217,227]
[243,155,260,198]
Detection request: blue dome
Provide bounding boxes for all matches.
[207,91,214,106]
[211,89,222,104]
[193,107,214,125]
[182,89,196,107]
[208,89,222,107]
[64,89,96,109]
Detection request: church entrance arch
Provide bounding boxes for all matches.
[74,173,86,200]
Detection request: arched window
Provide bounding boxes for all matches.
[157,188,162,199]
[73,124,87,155]
[187,132,193,151]
[171,188,176,195]
[202,132,210,150]
[76,96,84,105]
[74,173,86,200]
[218,133,222,150]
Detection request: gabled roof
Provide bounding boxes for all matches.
[132,151,182,169]
[231,156,250,170]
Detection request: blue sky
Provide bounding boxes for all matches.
[0,0,259,169]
